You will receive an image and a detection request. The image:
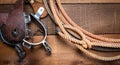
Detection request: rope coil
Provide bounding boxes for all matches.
[44,0,120,61]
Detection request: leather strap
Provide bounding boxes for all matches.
[1,0,25,42]
[0,0,26,61]
[43,0,55,21]
[0,13,8,27]
[29,0,48,18]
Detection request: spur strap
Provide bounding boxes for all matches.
[0,13,8,28]
[1,0,25,42]
[28,0,48,18]
[0,0,52,61]
[43,0,55,22]
[0,0,26,61]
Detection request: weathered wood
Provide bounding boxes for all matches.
[24,4,120,35]
[2,4,120,35]
[62,4,120,34]
[1,3,120,35]
[0,0,16,4]
[1,0,120,4]
[0,35,120,65]
[1,1,120,65]
[61,0,120,3]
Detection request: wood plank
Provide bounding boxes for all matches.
[62,4,120,34]
[26,3,120,35]
[0,0,16,4]
[61,0,120,3]
[1,4,120,35]
[0,35,120,65]
[1,0,120,4]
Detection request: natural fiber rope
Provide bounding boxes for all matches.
[47,0,120,61]
[75,44,120,61]
[58,25,120,48]
[55,0,120,43]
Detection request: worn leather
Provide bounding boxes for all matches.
[0,13,8,28]
[0,0,25,43]
[29,0,48,18]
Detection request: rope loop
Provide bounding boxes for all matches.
[63,25,92,49]
[82,39,92,49]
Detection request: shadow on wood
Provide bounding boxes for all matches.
[0,35,120,65]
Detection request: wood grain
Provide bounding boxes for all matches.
[1,0,120,4]
[0,35,120,65]
[61,0,120,3]
[62,4,120,34]
[1,3,120,35]
[24,4,120,35]
[1,1,120,65]
[0,0,16,4]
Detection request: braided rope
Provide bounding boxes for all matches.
[55,0,120,43]
[49,0,120,61]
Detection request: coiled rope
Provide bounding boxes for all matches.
[44,0,120,61]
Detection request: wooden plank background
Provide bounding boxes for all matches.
[1,0,120,4]
[0,35,120,65]
[24,3,120,35]
[1,1,120,65]
[61,0,120,3]
[0,0,16,4]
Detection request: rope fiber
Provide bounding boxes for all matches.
[43,0,120,61]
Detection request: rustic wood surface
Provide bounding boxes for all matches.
[0,0,16,4]
[62,4,120,34]
[61,0,120,3]
[1,0,120,4]
[25,3,120,35]
[1,1,120,65]
[0,35,120,65]
[1,3,120,35]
